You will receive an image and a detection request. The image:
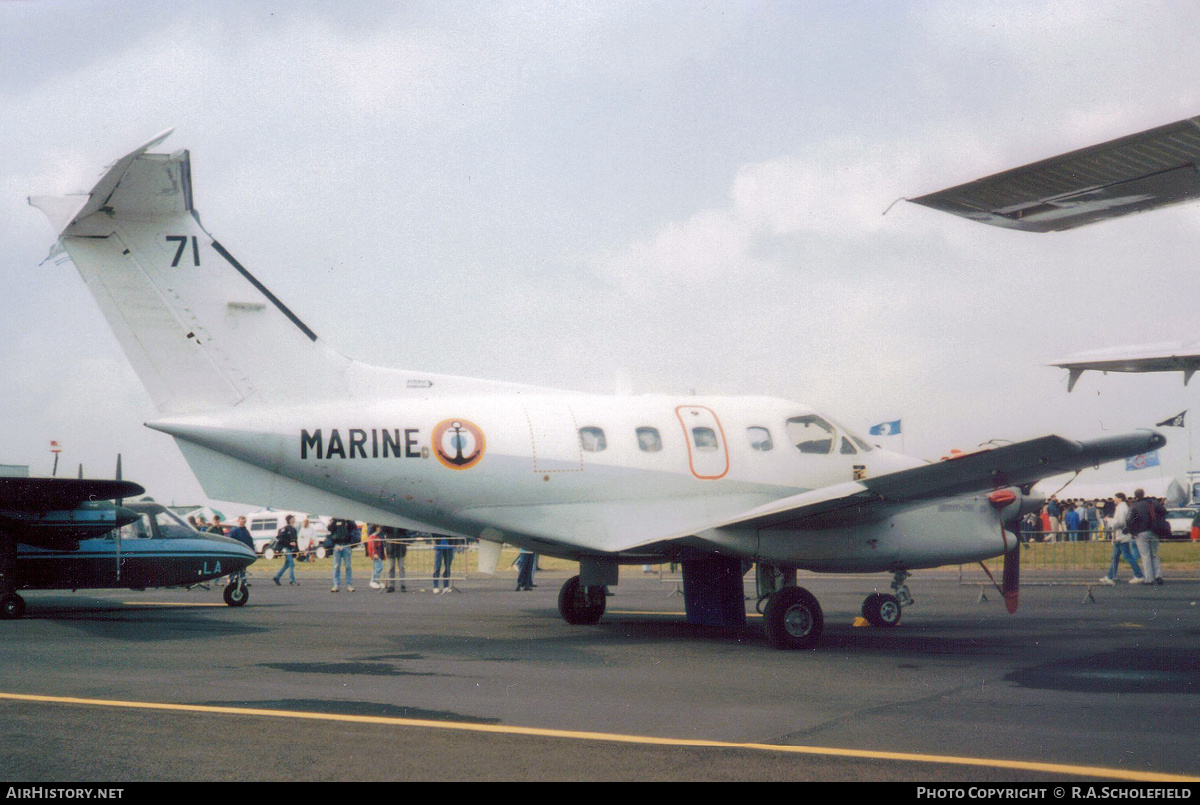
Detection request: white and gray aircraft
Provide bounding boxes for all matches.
[911,114,1200,392]
[28,131,1163,648]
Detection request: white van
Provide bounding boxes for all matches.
[243,510,331,559]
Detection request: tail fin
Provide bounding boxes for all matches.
[30,130,349,414]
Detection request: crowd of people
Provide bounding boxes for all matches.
[186,490,1185,595]
[1021,488,1174,586]
[186,514,470,594]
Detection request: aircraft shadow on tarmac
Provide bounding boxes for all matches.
[13,594,269,641]
[199,698,501,723]
[1005,647,1200,694]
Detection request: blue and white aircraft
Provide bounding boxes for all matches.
[0,476,256,618]
[28,132,1162,647]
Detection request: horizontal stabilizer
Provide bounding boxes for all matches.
[911,115,1200,231]
[29,128,177,235]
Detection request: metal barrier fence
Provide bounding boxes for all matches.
[960,532,1200,597]
[634,534,1197,602]
[267,538,469,590]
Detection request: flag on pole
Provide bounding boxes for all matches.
[1155,411,1187,428]
[1126,451,1161,471]
[869,420,902,436]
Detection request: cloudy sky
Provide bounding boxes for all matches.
[4,0,1200,508]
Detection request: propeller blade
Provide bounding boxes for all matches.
[115,454,124,583]
[1002,543,1020,614]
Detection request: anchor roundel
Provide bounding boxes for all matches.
[431,419,487,470]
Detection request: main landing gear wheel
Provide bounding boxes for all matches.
[861,593,902,627]
[763,586,824,649]
[558,575,606,625]
[0,593,26,620]
[223,581,249,607]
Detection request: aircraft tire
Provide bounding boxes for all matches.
[223,581,249,607]
[763,586,823,649]
[558,575,606,625]
[1,593,26,620]
[862,593,902,627]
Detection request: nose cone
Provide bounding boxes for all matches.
[225,539,257,571]
[1147,430,1168,451]
[201,532,257,571]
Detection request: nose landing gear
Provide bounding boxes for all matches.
[861,569,912,628]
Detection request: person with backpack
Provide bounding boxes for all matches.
[273,514,299,586]
[1128,489,1164,586]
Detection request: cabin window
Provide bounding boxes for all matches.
[636,427,662,452]
[579,427,607,452]
[786,415,835,454]
[747,426,774,451]
[692,427,719,452]
[118,514,153,540]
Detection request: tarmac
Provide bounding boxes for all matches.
[1,564,1198,782]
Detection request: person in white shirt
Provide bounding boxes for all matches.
[1100,492,1144,585]
[298,517,318,559]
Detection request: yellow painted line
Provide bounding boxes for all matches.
[122,602,228,608]
[0,692,1194,782]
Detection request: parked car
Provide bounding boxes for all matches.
[1164,507,1198,539]
[243,510,330,559]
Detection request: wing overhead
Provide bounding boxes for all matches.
[0,478,146,550]
[910,115,1200,232]
[0,478,145,509]
[717,430,1165,532]
[1050,340,1200,391]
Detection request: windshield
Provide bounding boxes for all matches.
[107,506,201,540]
[786,415,835,454]
[155,507,200,538]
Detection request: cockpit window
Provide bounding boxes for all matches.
[747,426,774,451]
[840,437,857,455]
[579,427,607,452]
[119,514,153,540]
[786,415,835,455]
[106,507,199,540]
[156,508,198,539]
[636,427,662,452]
[692,427,719,452]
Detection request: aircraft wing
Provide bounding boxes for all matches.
[0,478,145,550]
[708,430,1165,533]
[910,115,1200,232]
[1049,340,1200,391]
[0,478,145,509]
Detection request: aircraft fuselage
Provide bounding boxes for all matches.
[148,393,1013,571]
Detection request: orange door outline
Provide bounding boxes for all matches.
[675,405,730,480]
